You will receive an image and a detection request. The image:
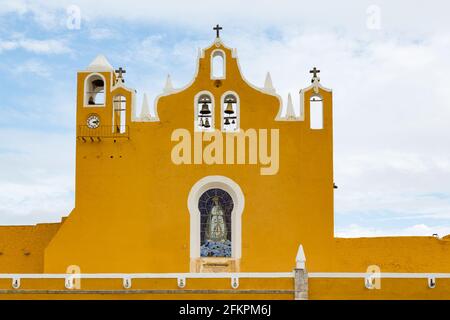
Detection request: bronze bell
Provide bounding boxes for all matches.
[232,119,235,124]
[199,117,204,126]
[200,102,211,114]
[224,118,230,125]
[224,101,234,114]
[204,118,211,128]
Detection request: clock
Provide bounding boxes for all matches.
[86,114,100,129]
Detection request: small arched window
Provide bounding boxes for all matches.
[113,95,126,133]
[85,74,105,106]
[221,93,239,132]
[310,95,323,129]
[195,93,214,131]
[211,50,225,79]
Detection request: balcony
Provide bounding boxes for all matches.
[77,125,129,142]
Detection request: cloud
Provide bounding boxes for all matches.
[15,59,51,77]
[89,27,116,40]
[0,129,75,225]
[336,223,450,238]
[0,35,70,54]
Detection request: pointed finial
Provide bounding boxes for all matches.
[263,72,275,93]
[87,54,113,71]
[296,244,306,269]
[286,93,296,119]
[163,74,174,93]
[140,93,151,120]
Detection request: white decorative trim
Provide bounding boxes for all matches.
[230,49,284,121]
[163,74,175,94]
[428,276,436,288]
[210,49,226,80]
[11,277,20,289]
[299,78,332,121]
[2,272,450,280]
[83,73,107,107]
[138,92,157,122]
[123,277,132,289]
[220,91,240,132]
[152,40,283,122]
[86,54,114,72]
[0,272,294,279]
[187,176,245,260]
[177,276,186,288]
[262,72,276,94]
[231,276,239,289]
[296,244,306,269]
[280,93,300,121]
[152,49,203,121]
[194,90,215,132]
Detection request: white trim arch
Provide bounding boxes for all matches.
[84,73,106,107]
[194,90,215,132]
[210,49,226,79]
[220,91,240,132]
[309,93,324,130]
[187,176,245,260]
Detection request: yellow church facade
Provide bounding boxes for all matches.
[1,29,450,300]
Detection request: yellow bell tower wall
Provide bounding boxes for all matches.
[43,40,335,274]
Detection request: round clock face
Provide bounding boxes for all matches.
[86,114,100,129]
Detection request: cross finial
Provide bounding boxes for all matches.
[213,24,223,38]
[115,67,126,78]
[115,67,126,84]
[309,67,320,79]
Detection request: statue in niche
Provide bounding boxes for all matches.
[205,196,227,242]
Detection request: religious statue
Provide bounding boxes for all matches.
[205,196,227,242]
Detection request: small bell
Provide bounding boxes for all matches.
[224,101,234,114]
[224,118,230,125]
[204,118,211,128]
[200,102,211,114]
[232,119,235,124]
[199,117,204,127]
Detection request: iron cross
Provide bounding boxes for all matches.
[213,24,223,38]
[309,67,320,78]
[115,67,126,78]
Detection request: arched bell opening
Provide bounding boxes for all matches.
[310,94,323,130]
[211,49,226,79]
[194,92,214,132]
[113,95,127,133]
[221,92,239,132]
[84,74,106,106]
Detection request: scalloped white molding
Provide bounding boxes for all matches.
[187,175,245,260]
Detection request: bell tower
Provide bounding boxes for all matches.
[76,55,134,142]
[296,68,335,269]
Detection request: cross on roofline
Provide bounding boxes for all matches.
[309,67,320,78]
[115,67,126,78]
[213,24,223,38]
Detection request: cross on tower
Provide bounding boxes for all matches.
[310,67,320,78]
[115,67,126,79]
[115,67,126,84]
[213,24,223,38]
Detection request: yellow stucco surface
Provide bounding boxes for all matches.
[0,222,61,273]
[0,37,449,299]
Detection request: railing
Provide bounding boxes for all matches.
[0,272,295,294]
[309,272,450,279]
[0,271,448,295]
[77,125,129,141]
